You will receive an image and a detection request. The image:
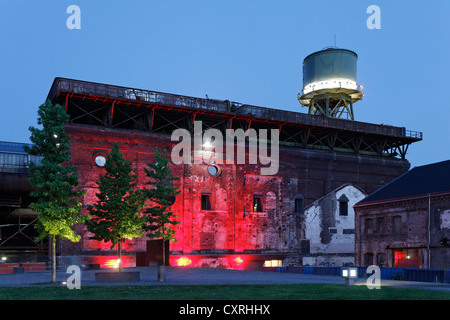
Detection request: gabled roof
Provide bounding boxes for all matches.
[356,160,450,205]
[305,183,366,210]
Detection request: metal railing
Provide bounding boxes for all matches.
[48,78,423,141]
[404,130,423,139]
[48,77,233,113]
[0,142,42,174]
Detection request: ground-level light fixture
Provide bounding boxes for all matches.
[342,267,358,286]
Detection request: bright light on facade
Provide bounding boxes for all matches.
[203,141,212,148]
[104,258,121,269]
[176,256,193,267]
[234,256,244,265]
[263,260,282,267]
[302,79,360,95]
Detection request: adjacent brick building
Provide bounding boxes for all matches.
[354,160,450,269]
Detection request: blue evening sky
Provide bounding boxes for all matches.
[0,1,448,168]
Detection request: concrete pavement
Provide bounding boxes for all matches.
[0,266,450,293]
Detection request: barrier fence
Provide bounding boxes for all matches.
[262,266,450,284]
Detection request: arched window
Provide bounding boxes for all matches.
[338,194,349,216]
[376,253,385,267]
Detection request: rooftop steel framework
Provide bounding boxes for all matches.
[47,78,422,159]
[0,142,44,252]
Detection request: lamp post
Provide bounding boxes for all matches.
[342,267,358,286]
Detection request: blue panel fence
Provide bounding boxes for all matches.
[262,266,450,284]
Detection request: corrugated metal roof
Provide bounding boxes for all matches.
[0,141,32,154]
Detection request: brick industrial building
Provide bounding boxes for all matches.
[0,48,424,269]
[354,160,450,269]
[42,71,421,269]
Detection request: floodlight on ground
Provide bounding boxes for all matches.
[342,267,358,286]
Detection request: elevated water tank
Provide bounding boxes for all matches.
[298,48,363,120]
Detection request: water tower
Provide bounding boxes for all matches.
[298,48,363,120]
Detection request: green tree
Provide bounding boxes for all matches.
[86,143,146,272]
[25,100,86,283]
[143,147,181,281]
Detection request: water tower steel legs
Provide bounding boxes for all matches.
[309,93,355,120]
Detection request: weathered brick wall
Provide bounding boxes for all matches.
[430,195,450,268]
[61,124,410,267]
[355,200,428,267]
[354,195,450,268]
[304,185,366,266]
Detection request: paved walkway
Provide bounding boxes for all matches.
[1,266,450,293]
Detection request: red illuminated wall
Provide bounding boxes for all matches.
[60,123,410,268]
[61,124,286,266]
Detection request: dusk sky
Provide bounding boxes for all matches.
[0,1,448,168]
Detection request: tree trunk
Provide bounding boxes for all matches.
[158,239,166,282]
[52,235,56,283]
[118,240,123,272]
[162,239,166,267]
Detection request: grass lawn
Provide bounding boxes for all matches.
[1,284,450,300]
